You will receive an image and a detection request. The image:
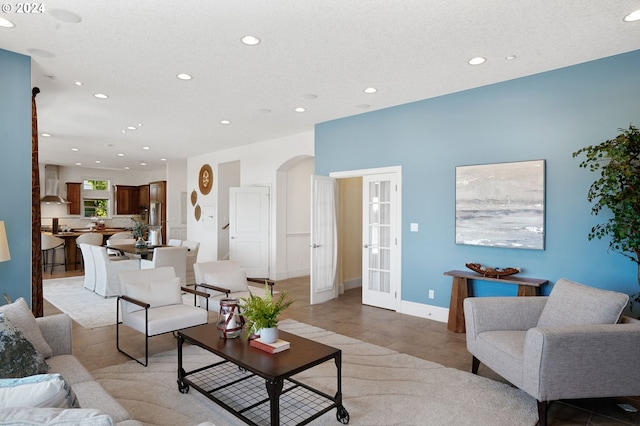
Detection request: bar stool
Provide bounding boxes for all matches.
[75,233,103,270]
[41,234,66,274]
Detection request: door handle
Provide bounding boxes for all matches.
[310,244,323,248]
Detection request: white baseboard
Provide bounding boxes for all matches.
[399,300,449,324]
[343,278,361,290]
[274,268,310,282]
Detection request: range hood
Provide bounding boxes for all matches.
[41,165,70,204]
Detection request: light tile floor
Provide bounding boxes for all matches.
[44,271,640,425]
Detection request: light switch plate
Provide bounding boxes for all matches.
[410,223,419,232]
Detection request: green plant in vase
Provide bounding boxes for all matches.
[573,124,640,309]
[240,283,293,341]
[129,215,148,248]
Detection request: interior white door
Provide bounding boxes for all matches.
[362,173,398,310]
[229,186,270,278]
[310,175,338,305]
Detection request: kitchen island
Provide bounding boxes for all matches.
[42,228,129,271]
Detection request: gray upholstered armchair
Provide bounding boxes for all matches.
[464,278,640,426]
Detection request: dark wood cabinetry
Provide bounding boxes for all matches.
[138,184,150,210]
[115,185,140,215]
[66,182,81,215]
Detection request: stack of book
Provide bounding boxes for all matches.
[250,338,290,354]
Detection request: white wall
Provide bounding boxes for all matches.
[165,159,187,243]
[187,131,314,278]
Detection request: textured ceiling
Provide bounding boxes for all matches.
[1,0,639,171]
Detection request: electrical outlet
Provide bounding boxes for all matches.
[428,289,434,299]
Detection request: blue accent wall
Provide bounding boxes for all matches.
[315,50,640,308]
[0,49,33,304]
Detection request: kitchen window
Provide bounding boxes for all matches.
[82,179,111,218]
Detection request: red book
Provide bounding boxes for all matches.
[250,338,290,354]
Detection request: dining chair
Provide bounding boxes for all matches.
[75,232,103,270]
[91,245,140,297]
[181,240,200,285]
[41,234,66,274]
[140,246,188,286]
[107,232,134,256]
[78,243,97,292]
[167,239,182,247]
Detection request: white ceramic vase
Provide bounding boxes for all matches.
[259,326,278,344]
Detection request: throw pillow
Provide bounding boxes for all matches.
[537,278,629,327]
[0,373,79,409]
[0,313,49,378]
[124,277,182,313]
[0,408,113,426]
[0,297,53,358]
[204,269,248,293]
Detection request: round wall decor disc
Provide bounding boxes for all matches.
[190,189,197,206]
[198,164,213,195]
[194,204,202,221]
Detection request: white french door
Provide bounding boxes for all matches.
[362,173,398,310]
[309,175,338,305]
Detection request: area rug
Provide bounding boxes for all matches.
[43,277,117,329]
[91,319,538,426]
[43,276,267,330]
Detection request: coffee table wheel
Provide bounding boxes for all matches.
[336,405,349,424]
[177,380,189,394]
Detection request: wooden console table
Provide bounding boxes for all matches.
[444,270,548,333]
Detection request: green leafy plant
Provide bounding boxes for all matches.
[573,124,640,307]
[239,283,293,337]
[129,215,148,239]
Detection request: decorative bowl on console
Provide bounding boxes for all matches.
[465,262,520,278]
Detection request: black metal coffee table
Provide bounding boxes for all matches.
[177,323,349,426]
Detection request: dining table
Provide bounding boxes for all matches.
[107,243,168,260]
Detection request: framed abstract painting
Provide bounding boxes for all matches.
[455,160,545,250]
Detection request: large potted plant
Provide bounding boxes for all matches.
[240,283,293,343]
[573,124,640,307]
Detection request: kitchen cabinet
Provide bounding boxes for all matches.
[150,181,165,203]
[66,182,81,215]
[138,184,150,210]
[115,185,140,215]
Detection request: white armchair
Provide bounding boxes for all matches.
[117,266,209,366]
[90,245,140,297]
[140,246,188,286]
[194,260,274,313]
[464,278,640,426]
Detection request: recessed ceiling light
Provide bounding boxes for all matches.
[302,94,318,100]
[505,55,517,60]
[142,146,150,150]
[126,126,137,130]
[95,160,101,164]
[70,148,79,152]
[176,73,192,80]
[74,81,82,86]
[355,104,371,109]
[221,120,231,125]
[140,162,147,166]
[363,87,377,94]
[257,108,272,114]
[94,93,108,99]
[624,9,640,22]
[117,153,125,157]
[241,35,260,46]
[0,17,15,28]
[294,107,306,113]
[75,162,82,166]
[160,158,167,162]
[41,133,51,137]
[124,166,130,170]
[121,130,126,133]
[468,57,486,65]
[137,123,143,127]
